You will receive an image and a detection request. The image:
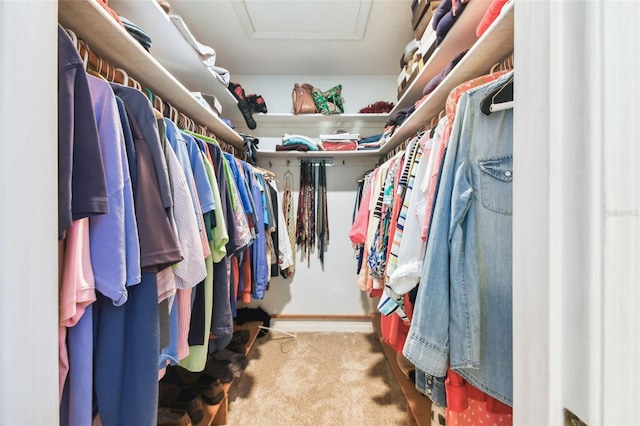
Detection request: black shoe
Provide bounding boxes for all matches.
[247,94,268,114]
[228,82,257,129]
[158,383,204,424]
[237,99,257,129]
[228,82,246,101]
[225,330,250,354]
[157,407,192,426]
[204,351,248,383]
[191,374,225,405]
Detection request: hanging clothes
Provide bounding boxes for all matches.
[316,161,329,268]
[282,171,297,276]
[296,160,316,266]
[265,177,294,276]
[404,71,515,408]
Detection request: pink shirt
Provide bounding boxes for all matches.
[349,170,376,245]
[58,218,96,398]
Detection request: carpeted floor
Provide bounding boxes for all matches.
[227,331,407,425]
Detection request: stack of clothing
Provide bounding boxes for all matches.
[276,134,320,152]
[318,132,359,151]
[357,134,384,151]
[120,16,152,51]
[433,0,468,46]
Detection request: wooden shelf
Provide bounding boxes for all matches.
[380,0,514,155]
[372,314,432,426]
[58,0,244,148]
[197,321,263,426]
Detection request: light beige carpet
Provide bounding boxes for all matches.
[227,331,407,425]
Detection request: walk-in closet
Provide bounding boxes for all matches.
[1,1,639,425]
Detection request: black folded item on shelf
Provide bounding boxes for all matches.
[275,143,310,152]
[423,49,468,96]
[387,105,416,127]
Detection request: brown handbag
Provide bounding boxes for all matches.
[292,83,318,114]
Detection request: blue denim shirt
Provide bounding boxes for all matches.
[404,71,514,406]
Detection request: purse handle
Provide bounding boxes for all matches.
[292,83,302,115]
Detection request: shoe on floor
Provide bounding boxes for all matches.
[159,382,204,424]
[204,353,248,383]
[192,373,225,405]
[157,407,192,426]
[396,352,415,379]
[225,330,249,355]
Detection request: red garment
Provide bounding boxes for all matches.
[476,0,510,37]
[446,369,512,425]
[95,0,124,27]
[350,170,376,245]
[231,255,240,307]
[380,293,414,353]
[241,250,252,304]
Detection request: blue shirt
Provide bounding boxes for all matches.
[252,173,270,299]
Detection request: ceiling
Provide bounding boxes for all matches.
[167,0,415,76]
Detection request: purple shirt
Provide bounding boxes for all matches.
[87,75,140,305]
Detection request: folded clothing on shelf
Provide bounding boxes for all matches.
[319,131,359,151]
[357,134,384,150]
[275,143,310,152]
[320,140,357,151]
[282,134,320,151]
[422,49,468,96]
[120,16,152,51]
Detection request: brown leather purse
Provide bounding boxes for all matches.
[292,83,318,114]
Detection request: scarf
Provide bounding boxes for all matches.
[316,161,329,268]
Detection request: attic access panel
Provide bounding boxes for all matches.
[232,0,372,40]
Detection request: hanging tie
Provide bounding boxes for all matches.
[308,161,316,266]
[317,160,329,268]
[283,173,296,276]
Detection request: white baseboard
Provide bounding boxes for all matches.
[267,319,374,333]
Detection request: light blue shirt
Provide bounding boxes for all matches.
[404,71,514,406]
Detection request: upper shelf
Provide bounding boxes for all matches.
[390,0,494,115]
[248,113,389,138]
[379,1,514,155]
[107,0,245,127]
[58,0,244,147]
[256,148,383,159]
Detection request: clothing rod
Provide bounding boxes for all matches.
[490,101,514,112]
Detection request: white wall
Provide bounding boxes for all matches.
[0,1,60,424]
[235,74,398,114]
[252,156,379,319]
[514,1,640,424]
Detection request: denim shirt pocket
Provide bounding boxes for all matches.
[477,155,513,215]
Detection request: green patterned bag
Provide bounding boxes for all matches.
[311,84,344,114]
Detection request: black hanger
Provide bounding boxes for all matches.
[480,75,514,115]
